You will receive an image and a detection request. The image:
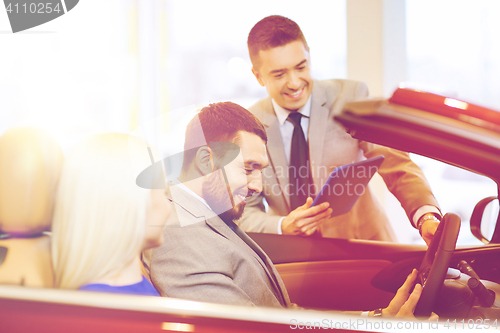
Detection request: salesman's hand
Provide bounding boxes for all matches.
[421,220,440,247]
[380,269,438,320]
[281,197,332,236]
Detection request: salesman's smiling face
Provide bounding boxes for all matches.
[252,40,314,112]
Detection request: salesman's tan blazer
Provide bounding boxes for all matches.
[142,184,292,308]
[238,79,439,241]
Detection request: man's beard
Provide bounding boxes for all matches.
[202,169,245,224]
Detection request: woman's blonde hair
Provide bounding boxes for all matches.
[52,133,154,289]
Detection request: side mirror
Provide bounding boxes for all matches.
[470,196,499,244]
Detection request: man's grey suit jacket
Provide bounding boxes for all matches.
[238,79,439,241]
[142,184,292,308]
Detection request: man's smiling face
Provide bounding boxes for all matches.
[203,131,268,223]
[252,40,314,112]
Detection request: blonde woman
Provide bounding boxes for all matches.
[52,133,170,295]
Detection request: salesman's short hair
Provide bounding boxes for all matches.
[247,15,309,68]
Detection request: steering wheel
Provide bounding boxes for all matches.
[414,213,461,317]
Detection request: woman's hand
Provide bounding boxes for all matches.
[379,269,438,320]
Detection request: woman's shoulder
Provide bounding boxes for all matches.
[79,276,160,296]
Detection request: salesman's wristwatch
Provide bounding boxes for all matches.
[417,213,441,235]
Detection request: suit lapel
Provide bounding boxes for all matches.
[205,215,289,307]
[309,81,334,190]
[171,185,280,286]
[169,180,290,305]
[232,224,290,306]
[168,183,218,226]
[260,97,290,209]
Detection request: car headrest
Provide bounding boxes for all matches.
[0,128,64,236]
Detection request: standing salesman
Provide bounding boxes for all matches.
[238,15,441,244]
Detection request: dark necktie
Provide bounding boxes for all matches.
[287,112,310,210]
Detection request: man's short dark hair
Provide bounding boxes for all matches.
[247,15,309,68]
[182,102,267,171]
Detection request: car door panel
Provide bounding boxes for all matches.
[275,260,394,311]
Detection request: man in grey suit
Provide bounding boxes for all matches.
[239,15,441,244]
[143,102,433,319]
[143,102,292,307]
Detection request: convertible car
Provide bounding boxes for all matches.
[1,88,499,332]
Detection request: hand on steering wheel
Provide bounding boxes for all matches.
[413,213,461,317]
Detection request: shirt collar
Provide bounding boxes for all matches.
[175,181,212,211]
[272,96,312,126]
